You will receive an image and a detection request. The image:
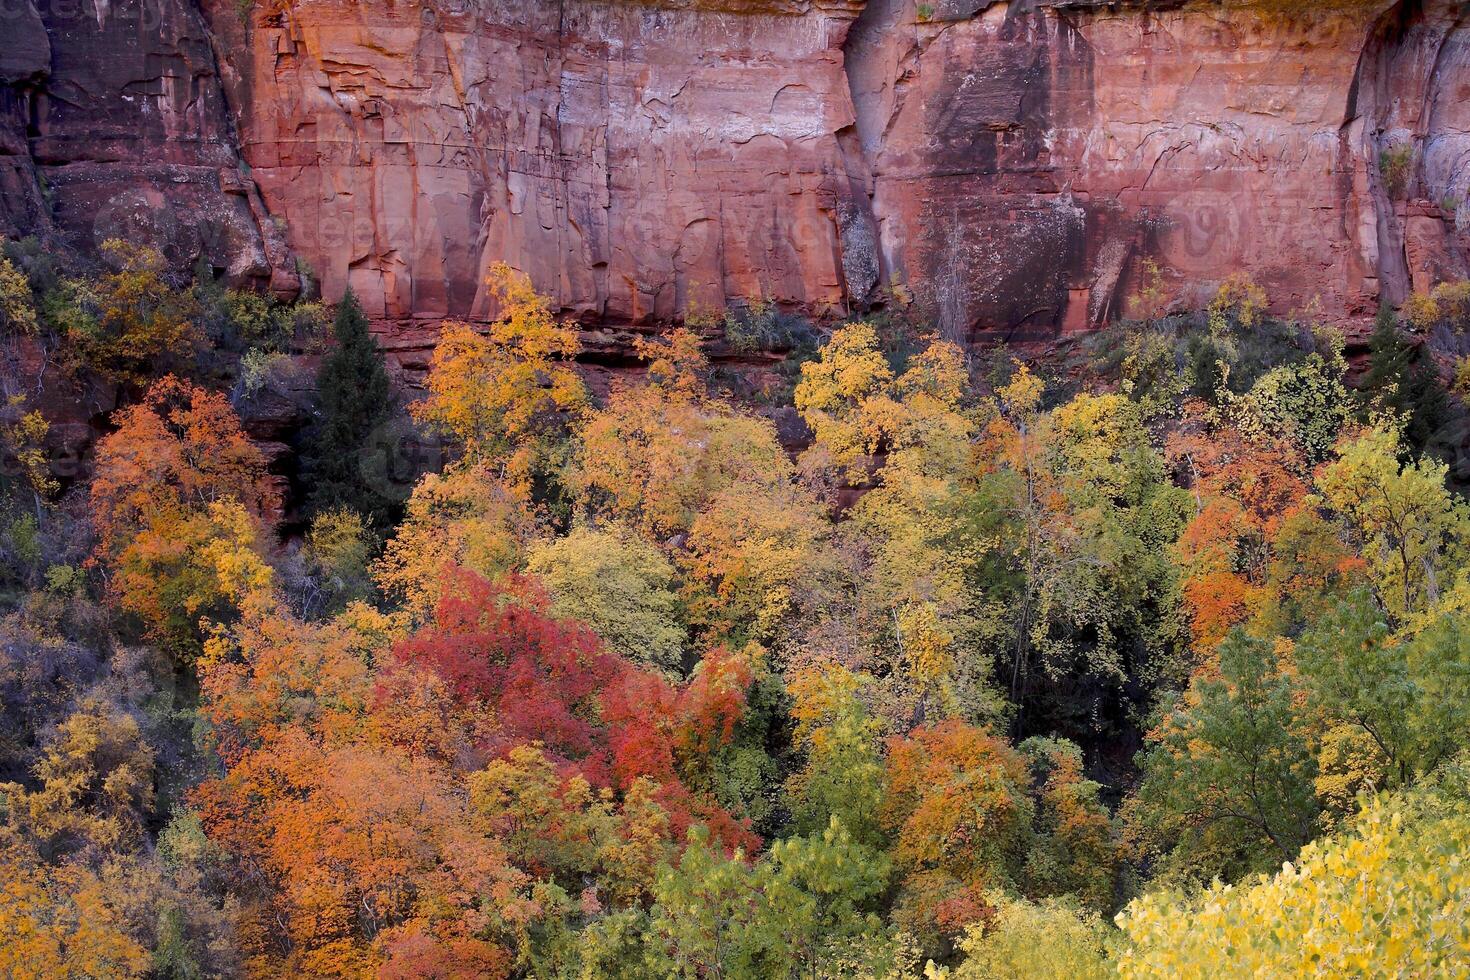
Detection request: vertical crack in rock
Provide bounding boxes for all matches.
[1351,0,1470,307]
[836,0,906,310]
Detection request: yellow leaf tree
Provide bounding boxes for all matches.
[1117,794,1470,978]
[574,329,790,537]
[413,263,587,498]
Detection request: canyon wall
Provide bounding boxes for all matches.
[200,0,869,326]
[3,0,1469,341]
[0,0,294,289]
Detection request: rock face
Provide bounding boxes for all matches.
[3,0,1470,340]
[199,0,868,325]
[850,0,1470,340]
[0,0,293,291]
[0,0,53,242]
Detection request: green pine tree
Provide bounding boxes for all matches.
[303,289,394,527]
[1361,301,1449,459]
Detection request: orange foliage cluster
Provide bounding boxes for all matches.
[1165,401,1360,657]
[191,565,759,975]
[882,721,1032,941]
[89,377,278,656]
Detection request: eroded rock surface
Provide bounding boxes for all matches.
[199,0,867,325]
[1,0,1469,340]
[0,0,293,292]
[850,0,1470,341]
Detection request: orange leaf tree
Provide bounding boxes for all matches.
[90,376,278,659]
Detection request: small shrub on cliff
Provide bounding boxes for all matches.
[1455,356,1470,397]
[224,291,288,351]
[1129,259,1170,323]
[1,237,62,297]
[1379,144,1415,199]
[0,395,57,509]
[1206,273,1268,334]
[234,347,304,408]
[193,259,298,354]
[717,299,819,355]
[1402,280,1470,333]
[1091,275,1332,417]
[287,300,330,351]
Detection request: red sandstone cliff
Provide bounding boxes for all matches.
[2,0,1468,341]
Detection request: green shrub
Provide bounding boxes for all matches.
[1380,144,1414,198]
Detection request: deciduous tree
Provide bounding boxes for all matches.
[882,720,1032,949]
[526,523,686,675]
[794,321,898,477]
[56,240,200,387]
[374,460,536,618]
[574,329,788,536]
[90,377,277,657]
[1316,421,1469,620]
[412,264,586,502]
[1129,631,1319,882]
[0,834,148,979]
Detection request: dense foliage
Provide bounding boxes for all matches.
[0,237,1467,977]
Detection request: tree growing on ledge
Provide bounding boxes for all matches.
[1360,302,1450,461]
[302,289,394,528]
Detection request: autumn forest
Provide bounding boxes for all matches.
[0,238,1469,978]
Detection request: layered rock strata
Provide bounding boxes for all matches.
[1,0,1468,342]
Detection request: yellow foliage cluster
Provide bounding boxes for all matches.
[412,263,586,495]
[0,245,37,335]
[895,603,956,685]
[374,460,536,617]
[0,395,57,501]
[794,321,897,475]
[525,523,686,673]
[787,663,877,750]
[1401,280,1470,332]
[63,240,201,385]
[945,892,1111,980]
[1116,796,1470,978]
[685,481,838,646]
[801,328,992,709]
[0,837,147,979]
[1047,392,1149,500]
[575,329,790,537]
[1207,273,1268,333]
[1314,422,1470,620]
[1,699,155,855]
